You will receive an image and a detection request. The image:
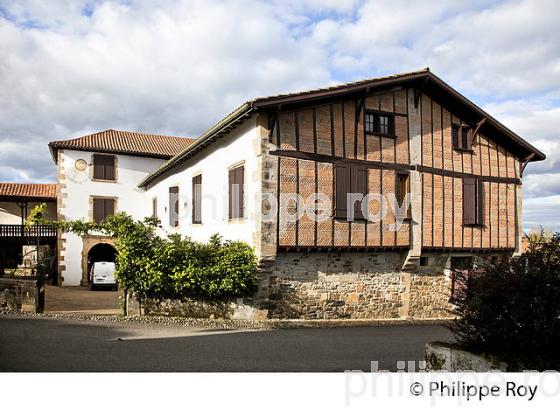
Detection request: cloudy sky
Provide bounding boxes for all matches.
[0,0,558,230]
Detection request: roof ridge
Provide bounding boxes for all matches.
[248,67,431,103]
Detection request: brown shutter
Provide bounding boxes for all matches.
[463,177,476,225]
[105,156,115,180]
[93,155,104,179]
[93,198,104,223]
[93,154,116,180]
[462,127,470,150]
[476,179,484,225]
[192,175,202,224]
[351,166,368,219]
[228,168,235,219]
[169,186,179,227]
[152,197,157,218]
[104,198,115,218]
[334,163,350,219]
[229,166,244,219]
[237,166,244,219]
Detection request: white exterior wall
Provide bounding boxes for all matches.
[146,117,260,247]
[59,149,166,285]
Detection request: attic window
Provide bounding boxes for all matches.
[365,111,394,137]
[452,123,472,151]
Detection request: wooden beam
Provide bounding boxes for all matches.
[267,110,279,141]
[414,78,429,109]
[470,117,486,146]
[519,153,535,177]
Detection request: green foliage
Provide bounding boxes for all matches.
[450,231,560,370]
[26,205,258,301]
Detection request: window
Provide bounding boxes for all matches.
[92,154,116,181]
[463,178,484,226]
[229,165,244,219]
[169,186,179,227]
[452,123,472,151]
[395,172,411,220]
[365,111,394,137]
[334,162,368,220]
[192,174,202,224]
[152,197,157,219]
[92,198,115,223]
[419,256,430,267]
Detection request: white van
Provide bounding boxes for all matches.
[89,261,117,290]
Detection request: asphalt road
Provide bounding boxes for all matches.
[0,316,453,372]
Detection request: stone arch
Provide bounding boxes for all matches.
[80,235,115,286]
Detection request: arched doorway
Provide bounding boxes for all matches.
[80,236,116,286]
[87,243,116,284]
[87,243,116,281]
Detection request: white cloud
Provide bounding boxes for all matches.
[0,0,559,229]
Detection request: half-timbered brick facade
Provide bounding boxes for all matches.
[52,68,543,320]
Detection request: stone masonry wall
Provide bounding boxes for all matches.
[265,252,454,320]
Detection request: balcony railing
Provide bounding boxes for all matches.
[0,224,57,238]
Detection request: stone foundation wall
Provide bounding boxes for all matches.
[264,252,454,320]
[0,277,44,313]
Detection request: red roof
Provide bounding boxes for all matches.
[0,183,57,200]
[49,129,194,162]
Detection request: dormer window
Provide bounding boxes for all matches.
[365,111,394,137]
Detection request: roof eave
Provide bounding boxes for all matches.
[138,103,253,188]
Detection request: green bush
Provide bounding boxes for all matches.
[450,231,560,370]
[27,209,258,302]
[104,215,259,301]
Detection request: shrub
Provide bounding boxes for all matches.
[27,209,258,302]
[450,231,560,370]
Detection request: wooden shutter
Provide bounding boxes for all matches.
[104,198,114,217]
[93,198,115,223]
[462,127,470,150]
[105,156,115,180]
[93,155,104,179]
[93,154,116,180]
[351,166,368,219]
[452,124,460,149]
[229,166,244,219]
[463,177,476,225]
[334,163,350,219]
[93,198,104,223]
[237,166,244,218]
[169,186,179,227]
[152,197,157,218]
[192,175,202,224]
[476,179,484,225]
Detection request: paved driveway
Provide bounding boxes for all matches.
[45,285,119,315]
[0,316,453,371]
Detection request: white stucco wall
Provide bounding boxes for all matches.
[145,116,260,247]
[59,149,166,285]
[0,201,56,224]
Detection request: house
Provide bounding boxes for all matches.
[50,68,545,319]
[48,129,194,286]
[0,183,58,279]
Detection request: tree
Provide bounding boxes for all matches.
[450,231,560,370]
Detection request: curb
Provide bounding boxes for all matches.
[0,309,453,330]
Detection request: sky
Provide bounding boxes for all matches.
[0,0,559,231]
